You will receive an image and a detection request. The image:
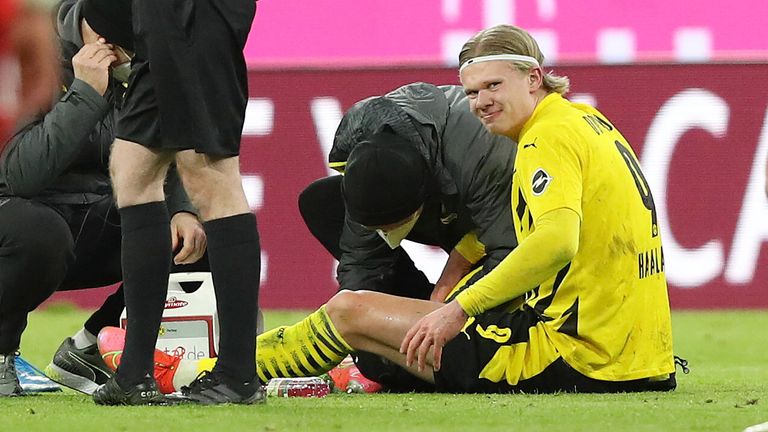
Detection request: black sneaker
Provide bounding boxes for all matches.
[0,352,23,397]
[44,338,113,394]
[92,374,165,406]
[181,370,265,405]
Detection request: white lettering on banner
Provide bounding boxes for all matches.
[242,175,264,211]
[570,93,597,107]
[443,0,462,22]
[642,89,728,288]
[483,0,513,27]
[310,97,344,176]
[242,98,274,136]
[725,107,768,284]
[241,99,272,284]
[241,175,268,284]
[536,0,558,21]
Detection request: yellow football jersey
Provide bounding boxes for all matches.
[506,93,674,381]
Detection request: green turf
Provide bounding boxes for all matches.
[4,307,767,432]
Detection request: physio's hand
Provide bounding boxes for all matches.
[429,282,454,303]
[171,212,207,265]
[400,300,468,372]
[71,38,116,96]
[430,248,473,302]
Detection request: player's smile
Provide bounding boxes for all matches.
[480,108,501,123]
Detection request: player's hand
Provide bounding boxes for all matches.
[400,300,467,372]
[170,212,207,265]
[71,38,116,96]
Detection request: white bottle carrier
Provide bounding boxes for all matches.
[120,272,220,360]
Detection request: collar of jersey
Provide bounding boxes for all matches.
[519,92,564,141]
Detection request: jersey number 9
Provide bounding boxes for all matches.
[615,140,659,238]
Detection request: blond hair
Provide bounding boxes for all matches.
[459,25,570,95]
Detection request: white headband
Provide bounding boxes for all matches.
[459,54,540,73]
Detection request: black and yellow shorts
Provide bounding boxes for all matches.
[434,306,676,394]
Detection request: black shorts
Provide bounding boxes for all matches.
[434,307,676,393]
[117,0,256,156]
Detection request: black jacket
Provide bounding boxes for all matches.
[330,82,518,293]
[0,0,193,215]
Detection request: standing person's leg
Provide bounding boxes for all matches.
[92,139,174,404]
[148,0,260,404]
[175,151,261,403]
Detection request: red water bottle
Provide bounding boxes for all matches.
[265,377,331,398]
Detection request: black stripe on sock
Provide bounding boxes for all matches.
[257,360,272,381]
[301,346,324,372]
[310,325,346,358]
[269,358,282,378]
[290,352,313,376]
[309,342,333,364]
[310,316,346,356]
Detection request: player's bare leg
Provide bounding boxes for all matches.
[99,290,445,393]
[325,290,443,383]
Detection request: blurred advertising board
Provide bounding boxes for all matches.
[246,0,768,66]
[52,64,768,309]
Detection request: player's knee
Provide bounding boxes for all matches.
[325,290,370,342]
[297,182,321,222]
[298,178,337,220]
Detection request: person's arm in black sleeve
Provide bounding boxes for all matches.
[0,79,110,196]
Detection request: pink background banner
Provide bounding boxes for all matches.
[49,63,768,311]
[245,0,768,66]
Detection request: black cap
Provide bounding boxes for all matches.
[80,0,133,50]
[342,129,428,226]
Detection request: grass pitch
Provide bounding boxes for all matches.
[4,305,767,432]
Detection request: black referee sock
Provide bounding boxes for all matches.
[116,202,171,388]
[204,213,260,385]
[84,284,125,336]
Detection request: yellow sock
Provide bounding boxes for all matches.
[196,357,217,375]
[256,305,352,383]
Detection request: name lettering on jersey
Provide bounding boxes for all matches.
[582,114,614,135]
[476,324,512,343]
[638,246,665,279]
[531,169,553,196]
